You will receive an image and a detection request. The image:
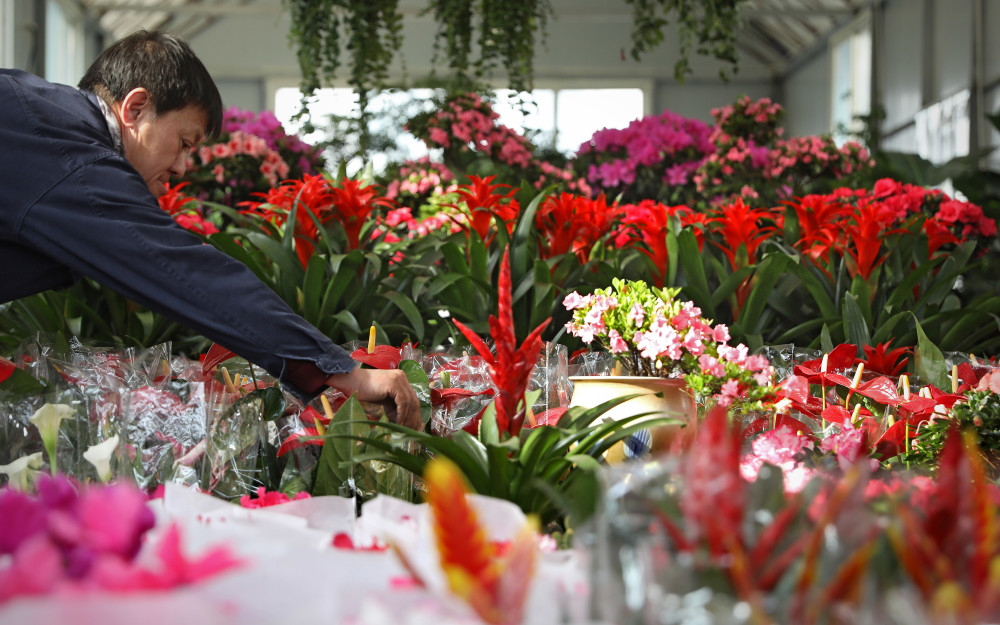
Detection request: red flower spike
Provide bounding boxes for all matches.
[328,178,394,250]
[707,198,779,272]
[453,249,550,438]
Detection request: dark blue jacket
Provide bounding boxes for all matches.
[0,69,355,400]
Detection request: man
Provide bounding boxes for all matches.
[0,30,420,428]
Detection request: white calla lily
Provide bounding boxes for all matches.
[83,435,120,483]
[29,403,75,475]
[0,452,44,490]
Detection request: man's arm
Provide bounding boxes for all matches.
[18,155,419,425]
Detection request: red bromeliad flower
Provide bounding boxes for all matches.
[784,194,852,264]
[923,216,961,256]
[158,182,196,216]
[614,200,693,286]
[452,249,550,438]
[450,175,518,244]
[841,197,905,281]
[859,340,911,377]
[240,174,336,266]
[708,198,779,271]
[158,182,218,235]
[534,193,617,262]
[707,198,779,317]
[328,178,394,250]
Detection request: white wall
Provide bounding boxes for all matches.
[779,51,830,137]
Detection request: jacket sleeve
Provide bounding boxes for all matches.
[14,153,356,401]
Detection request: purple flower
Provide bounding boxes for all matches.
[664,164,688,186]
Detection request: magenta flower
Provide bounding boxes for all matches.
[0,488,47,555]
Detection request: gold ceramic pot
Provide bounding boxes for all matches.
[568,376,696,459]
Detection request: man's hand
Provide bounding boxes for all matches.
[325,367,422,430]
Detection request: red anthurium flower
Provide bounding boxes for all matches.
[276,426,322,457]
[799,343,858,375]
[350,345,404,369]
[430,386,495,409]
[450,175,518,243]
[328,178,394,250]
[201,343,238,378]
[452,249,550,438]
[0,355,15,384]
[859,340,911,377]
[741,413,816,444]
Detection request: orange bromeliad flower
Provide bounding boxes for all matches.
[423,457,538,625]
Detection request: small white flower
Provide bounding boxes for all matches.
[0,452,44,490]
[83,435,120,483]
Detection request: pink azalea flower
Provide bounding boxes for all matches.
[609,329,629,354]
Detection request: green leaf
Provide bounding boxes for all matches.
[842,293,871,358]
[382,291,425,338]
[313,396,366,497]
[0,367,46,396]
[479,401,499,446]
[913,314,948,389]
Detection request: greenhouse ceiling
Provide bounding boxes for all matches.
[79,0,872,78]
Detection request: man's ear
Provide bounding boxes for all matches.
[118,87,154,127]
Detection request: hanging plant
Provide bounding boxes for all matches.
[421,0,553,94]
[283,0,403,144]
[624,0,746,81]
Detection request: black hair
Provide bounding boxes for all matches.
[79,30,223,138]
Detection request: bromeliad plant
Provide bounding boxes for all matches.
[563,278,778,414]
[323,250,678,527]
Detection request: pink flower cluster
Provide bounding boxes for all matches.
[385,157,459,201]
[193,130,290,188]
[0,476,241,603]
[576,109,713,199]
[709,95,784,147]
[419,93,534,169]
[564,282,777,410]
[410,93,589,194]
[739,425,815,493]
[221,106,324,176]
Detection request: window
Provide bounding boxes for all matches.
[915,90,970,165]
[830,17,872,143]
[274,86,645,174]
[45,0,86,86]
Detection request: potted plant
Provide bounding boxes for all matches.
[563,278,778,451]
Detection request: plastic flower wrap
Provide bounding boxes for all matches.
[564,278,777,413]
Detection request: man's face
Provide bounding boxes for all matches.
[118,89,207,198]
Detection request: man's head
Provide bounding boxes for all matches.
[79,30,223,197]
